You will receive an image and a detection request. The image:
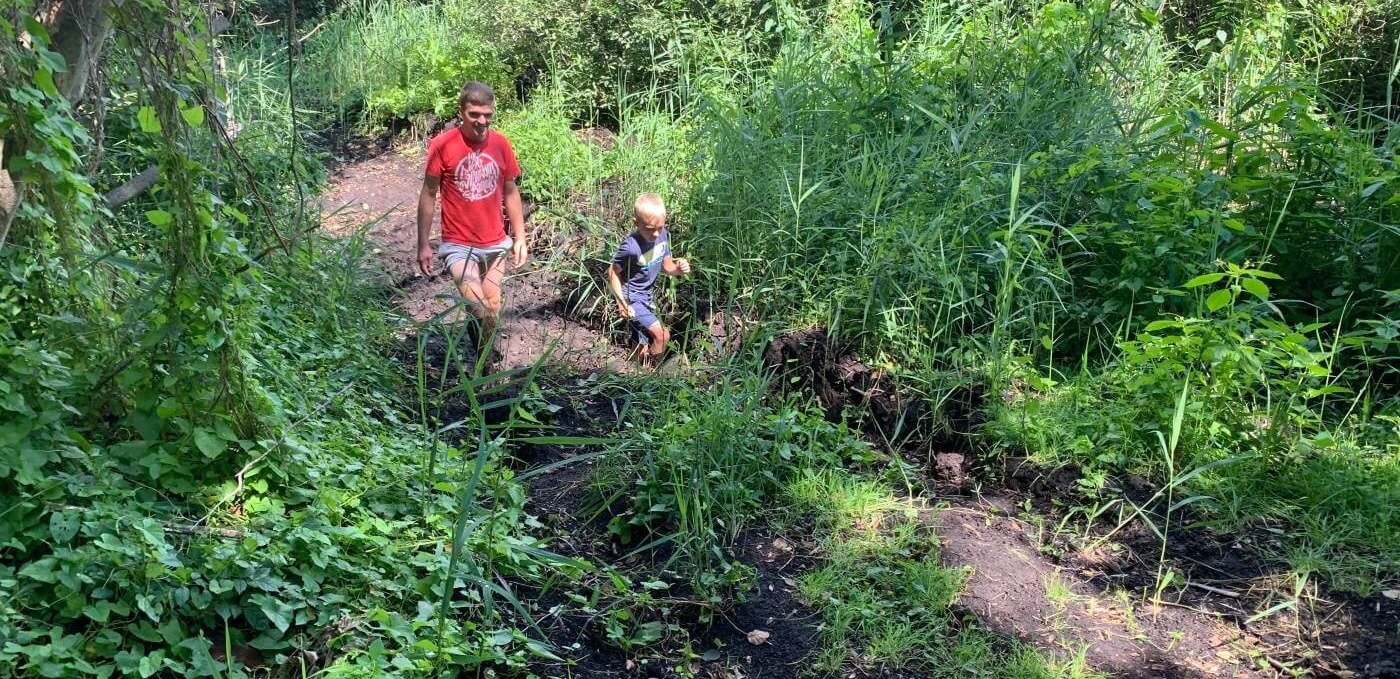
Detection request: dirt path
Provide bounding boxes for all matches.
[320,144,1397,679]
[320,148,630,375]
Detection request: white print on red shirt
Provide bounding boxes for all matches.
[453,151,501,202]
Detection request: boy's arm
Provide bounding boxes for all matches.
[416,175,440,276]
[504,180,527,266]
[662,255,692,276]
[607,265,634,318]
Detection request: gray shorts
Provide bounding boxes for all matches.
[439,237,512,280]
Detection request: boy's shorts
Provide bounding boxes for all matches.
[630,300,660,346]
[439,237,513,281]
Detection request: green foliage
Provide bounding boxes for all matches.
[296,0,512,126]
[988,268,1399,590]
[787,468,1103,678]
[1,6,588,676]
[493,84,601,204]
[592,371,858,593]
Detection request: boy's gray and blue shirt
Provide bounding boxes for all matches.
[612,228,670,303]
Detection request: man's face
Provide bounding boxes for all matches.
[460,102,494,142]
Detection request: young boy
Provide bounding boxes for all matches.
[607,194,692,364]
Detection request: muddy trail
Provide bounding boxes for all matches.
[321,141,1398,679]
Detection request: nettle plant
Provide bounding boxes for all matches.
[1119,263,1349,467]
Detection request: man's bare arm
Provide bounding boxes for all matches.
[504,180,527,266]
[416,175,440,275]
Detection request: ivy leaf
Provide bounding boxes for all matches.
[49,510,80,544]
[180,103,204,127]
[193,428,226,459]
[137,106,161,133]
[252,594,294,632]
[1205,288,1232,312]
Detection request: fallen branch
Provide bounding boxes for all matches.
[103,164,159,209]
[1186,581,1242,598]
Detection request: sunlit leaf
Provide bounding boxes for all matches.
[1206,288,1232,312]
[137,106,161,133]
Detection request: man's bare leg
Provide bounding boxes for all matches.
[477,255,507,364]
[447,257,493,365]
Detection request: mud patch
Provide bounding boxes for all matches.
[514,373,823,679]
[987,457,1400,678]
[761,328,983,482]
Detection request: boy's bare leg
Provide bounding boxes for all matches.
[642,323,670,366]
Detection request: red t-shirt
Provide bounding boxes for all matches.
[425,127,521,247]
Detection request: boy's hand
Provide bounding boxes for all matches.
[417,245,435,276]
[674,258,692,275]
[617,300,635,318]
[511,239,529,267]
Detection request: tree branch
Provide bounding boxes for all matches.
[103,164,159,209]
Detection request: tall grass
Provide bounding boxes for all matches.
[676,0,1398,590]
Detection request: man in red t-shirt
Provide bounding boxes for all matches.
[416,81,527,364]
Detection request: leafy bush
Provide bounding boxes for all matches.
[493,85,601,204]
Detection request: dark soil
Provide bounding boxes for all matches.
[761,328,984,454]
[512,372,823,679]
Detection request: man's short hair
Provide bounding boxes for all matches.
[634,193,667,225]
[459,81,496,109]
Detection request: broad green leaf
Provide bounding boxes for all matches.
[137,106,161,133]
[1360,180,1384,200]
[49,511,80,544]
[137,651,164,678]
[1241,277,1269,300]
[1206,288,1232,312]
[1144,319,1182,332]
[194,428,226,459]
[1184,273,1225,288]
[180,103,204,127]
[146,210,173,227]
[33,68,57,96]
[19,556,58,583]
[252,594,293,632]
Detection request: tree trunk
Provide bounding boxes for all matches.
[46,0,119,104]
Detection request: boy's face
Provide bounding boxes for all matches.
[459,102,494,143]
[635,212,665,239]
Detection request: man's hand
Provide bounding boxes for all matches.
[617,300,635,318]
[673,258,692,275]
[417,245,435,276]
[511,239,529,268]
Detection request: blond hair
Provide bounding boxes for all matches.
[633,193,667,226]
